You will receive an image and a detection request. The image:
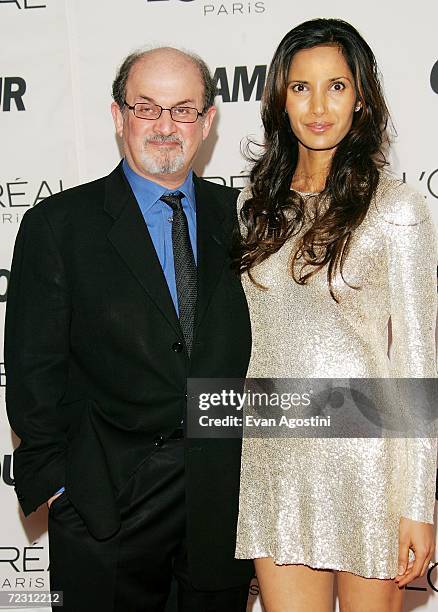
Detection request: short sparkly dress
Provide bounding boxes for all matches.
[235,173,437,578]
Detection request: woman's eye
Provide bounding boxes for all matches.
[292,83,307,92]
[331,81,345,91]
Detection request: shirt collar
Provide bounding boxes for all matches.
[122,158,196,214]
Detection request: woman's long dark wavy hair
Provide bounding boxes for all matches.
[236,18,391,301]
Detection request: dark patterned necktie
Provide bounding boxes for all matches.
[160,192,197,355]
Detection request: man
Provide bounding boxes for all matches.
[5,47,253,611]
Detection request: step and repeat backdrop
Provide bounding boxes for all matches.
[1,0,437,610]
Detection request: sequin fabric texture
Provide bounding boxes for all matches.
[235,173,437,578]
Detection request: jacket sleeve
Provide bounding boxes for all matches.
[5,206,70,515]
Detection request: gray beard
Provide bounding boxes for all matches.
[141,136,185,175]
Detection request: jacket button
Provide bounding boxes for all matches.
[172,342,183,353]
[154,435,164,447]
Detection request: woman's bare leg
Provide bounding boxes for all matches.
[337,571,403,612]
[255,558,334,612]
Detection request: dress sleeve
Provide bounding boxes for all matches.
[236,185,253,236]
[383,184,437,523]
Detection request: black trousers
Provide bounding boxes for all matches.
[48,438,250,611]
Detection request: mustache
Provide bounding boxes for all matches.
[145,135,184,147]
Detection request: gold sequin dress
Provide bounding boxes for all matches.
[235,173,437,578]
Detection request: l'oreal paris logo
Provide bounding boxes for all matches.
[145,0,267,16]
[0,0,46,8]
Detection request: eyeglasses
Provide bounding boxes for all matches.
[124,100,204,123]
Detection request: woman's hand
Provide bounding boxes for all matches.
[395,517,435,588]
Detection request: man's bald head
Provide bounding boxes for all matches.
[112,46,216,112]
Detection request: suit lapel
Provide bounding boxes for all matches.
[104,164,181,336]
[194,176,227,331]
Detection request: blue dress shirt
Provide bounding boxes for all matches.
[122,159,197,316]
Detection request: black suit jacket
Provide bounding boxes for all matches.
[5,163,253,589]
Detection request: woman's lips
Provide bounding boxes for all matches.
[305,122,333,133]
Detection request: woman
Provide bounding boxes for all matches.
[234,18,437,612]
